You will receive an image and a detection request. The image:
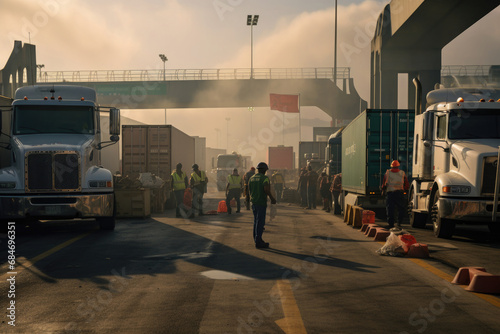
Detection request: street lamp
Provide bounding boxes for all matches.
[159,54,168,124]
[225,117,231,151]
[333,0,338,86]
[248,107,254,138]
[36,64,44,82]
[247,14,259,79]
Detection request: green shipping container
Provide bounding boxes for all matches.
[342,109,414,195]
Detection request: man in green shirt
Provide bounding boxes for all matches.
[247,162,276,249]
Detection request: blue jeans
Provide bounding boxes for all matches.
[252,204,267,243]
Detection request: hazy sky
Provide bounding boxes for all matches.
[2,0,500,164]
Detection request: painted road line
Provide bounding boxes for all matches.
[0,233,90,281]
[274,279,307,334]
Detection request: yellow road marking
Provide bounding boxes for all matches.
[274,280,307,334]
[1,233,90,281]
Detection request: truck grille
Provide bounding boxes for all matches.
[25,152,80,192]
[481,156,497,195]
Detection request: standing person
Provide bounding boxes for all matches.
[247,162,276,249]
[171,163,189,218]
[330,173,342,215]
[298,168,308,207]
[319,172,332,212]
[243,167,256,210]
[381,160,409,228]
[226,168,243,214]
[306,165,319,209]
[190,164,208,216]
[271,170,285,203]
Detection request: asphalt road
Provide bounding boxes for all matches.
[1,192,500,333]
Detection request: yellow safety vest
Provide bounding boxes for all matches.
[171,171,187,191]
[227,175,242,189]
[191,171,206,186]
[385,170,405,192]
[273,173,284,184]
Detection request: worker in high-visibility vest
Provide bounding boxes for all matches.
[381,160,409,228]
[190,164,208,216]
[171,163,189,218]
[243,167,256,210]
[271,170,285,203]
[225,168,243,214]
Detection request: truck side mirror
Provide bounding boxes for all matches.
[109,108,120,136]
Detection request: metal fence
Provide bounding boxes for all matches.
[441,65,494,77]
[36,67,351,83]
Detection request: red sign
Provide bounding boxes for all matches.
[269,94,299,113]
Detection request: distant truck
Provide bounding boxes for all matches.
[215,152,246,191]
[325,127,344,178]
[0,85,120,230]
[267,146,294,170]
[342,109,414,211]
[409,82,500,238]
[121,124,195,192]
[298,141,327,171]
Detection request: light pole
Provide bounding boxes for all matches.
[225,117,231,152]
[159,54,168,124]
[333,0,338,86]
[248,107,254,138]
[247,15,259,79]
[36,64,44,82]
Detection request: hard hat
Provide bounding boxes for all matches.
[176,163,182,169]
[256,162,268,170]
[250,167,255,171]
[391,160,400,168]
[192,163,199,169]
[233,168,238,172]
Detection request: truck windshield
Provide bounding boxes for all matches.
[448,109,500,139]
[217,155,241,168]
[13,105,94,135]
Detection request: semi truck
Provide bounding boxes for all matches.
[0,85,120,230]
[214,152,246,191]
[409,81,500,238]
[342,109,414,211]
[298,141,327,171]
[325,127,344,178]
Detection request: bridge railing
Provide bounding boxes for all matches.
[441,65,493,77]
[37,67,350,83]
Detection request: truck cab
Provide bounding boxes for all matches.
[409,87,500,238]
[0,85,120,230]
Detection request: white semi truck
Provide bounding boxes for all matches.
[409,80,500,238]
[0,85,120,230]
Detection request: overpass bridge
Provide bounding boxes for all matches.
[35,67,366,121]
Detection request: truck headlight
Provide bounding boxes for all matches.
[0,182,16,189]
[89,181,112,188]
[442,185,470,194]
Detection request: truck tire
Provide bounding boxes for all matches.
[408,188,427,228]
[431,192,455,238]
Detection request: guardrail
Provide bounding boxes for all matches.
[441,65,496,77]
[36,67,351,83]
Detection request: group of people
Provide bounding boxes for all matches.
[297,159,408,228]
[170,158,408,250]
[171,163,208,218]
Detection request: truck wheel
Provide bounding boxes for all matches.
[488,222,500,236]
[431,192,455,238]
[408,189,427,228]
[98,217,115,231]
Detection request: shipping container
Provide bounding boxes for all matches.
[342,109,414,208]
[122,125,195,182]
[267,146,294,170]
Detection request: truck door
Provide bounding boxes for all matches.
[433,114,449,176]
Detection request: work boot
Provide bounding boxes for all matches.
[255,241,269,249]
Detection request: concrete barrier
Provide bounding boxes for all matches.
[364,224,379,236]
[344,204,352,223]
[351,206,363,228]
[452,267,500,294]
[406,243,429,258]
[373,228,391,242]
